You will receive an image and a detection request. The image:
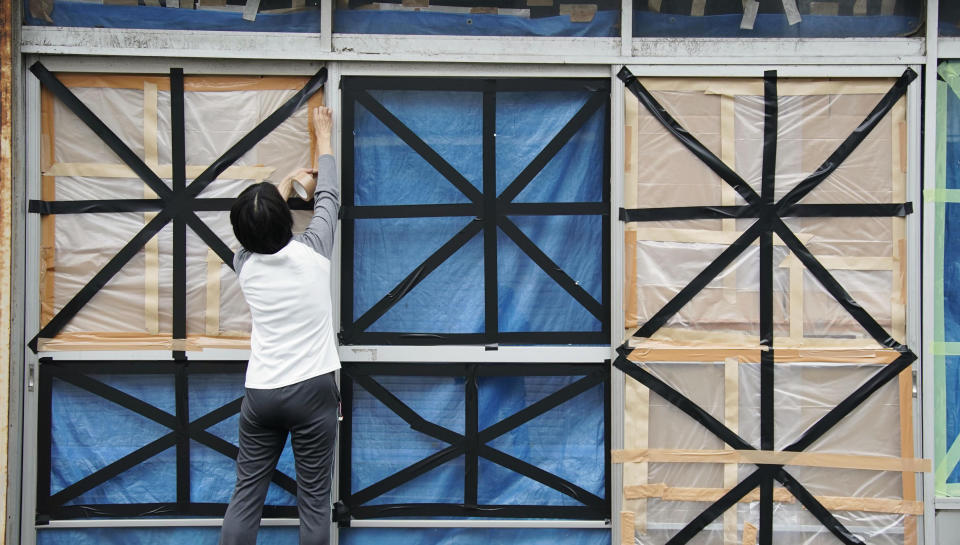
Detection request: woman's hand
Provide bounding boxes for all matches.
[314,106,333,157]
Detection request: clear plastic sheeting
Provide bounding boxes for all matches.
[24,0,322,32]
[38,74,323,350]
[632,0,922,37]
[619,74,919,545]
[37,527,299,545]
[339,528,611,545]
[333,0,618,37]
[624,77,907,346]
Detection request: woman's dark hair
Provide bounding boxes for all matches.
[230,182,293,254]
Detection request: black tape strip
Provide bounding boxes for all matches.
[620,205,752,222]
[772,217,905,350]
[351,374,464,446]
[667,467,767,545]
[189,397,243,430]
[635,220,761,339]
[355,89,482,204]
[345,361,602,377]
[758,73,776,545]
[786,351,915,452]
[185,68,327,202]
[341,87,358,341]
[49,366,177,428]
[483,85,499,344]
[175,364,189,506]
[29,199,164,214]
[614,356,752,450]
[618,66,760,207]
[349,445,464,506]
[50,433,178,506]
[344,330,607,346]
[191,429,298,494]
[775,469,864,545]
[477,444,605,508]
[465,363,479,506]
[347,504,605,520]
[29,63,173,200]
[504,202,607,216]
[776,68,917,212]
[184,214,235,271]
[478,371,605,442]
[49,502,298,519]
[497,216,604,322]
[497,91,607,205]
[342,220,483,341]
[172,68,187,353]
[340,370,355,515]
[346,204,480,219]
[619,202,913,223]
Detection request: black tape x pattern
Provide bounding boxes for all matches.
[26,63,327,355]
[616,66,918,545]
[338,78,610,346]
[35,359,298,521]
[337,362,611,521]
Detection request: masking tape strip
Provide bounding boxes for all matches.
[931,342,960,355]
[629,226,813,246]
[786,254,803,340]
[624,375,649,533]
[690,0,704,16]
[625,230,638,329]
[55,73,313,92]
[723,357,739,545]
[37,332,252,351]
[940,62,960,104]
[613,448,931,472]
[624,90,638,210]
[742,522,757,545]
[720,94,737,305]
[627,347,902,364]
[620,511,635,545]
[41,88,56,327]
[205,250,221,336]
[635,78,896,98]
[44,162,276,181]
[935,79,950,495]
[622,484,924,515]
[143,82,160,336]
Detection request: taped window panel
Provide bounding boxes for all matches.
[36,527,300,545]
[342,77,609,345]
[619,70,920,545]
[23,0,322,32]
[340,363,609,520]
[190,441,297,505]
[339,528,611,545]
[33,69,325,351]
[332,0,619,37]
[631,0,921,37]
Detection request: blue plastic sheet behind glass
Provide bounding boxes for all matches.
[632,13,920,37]
[352,88,604,335]
[334,9,619,36]
[38,527,299,545]
[350,374,604,506]
[340,528,610,545]
[948,356,960,484]
[23,1,323,31]
[49,371,296,508]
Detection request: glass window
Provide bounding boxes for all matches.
[633,0,922,37]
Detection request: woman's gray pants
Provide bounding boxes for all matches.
[219,371,339,545]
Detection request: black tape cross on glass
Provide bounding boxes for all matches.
[338,362,610,520]
[617,67,917,545]
[36,360,298,520]
[338,78,610,346]
[27,63,326,355]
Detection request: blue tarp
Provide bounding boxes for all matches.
[49,372,297,508]
[352,88,605,335]
[23,1,323,31]
[37,527,299,545]
[340,528,610,544]
[349,374,605,507]
[334,9,619,36]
